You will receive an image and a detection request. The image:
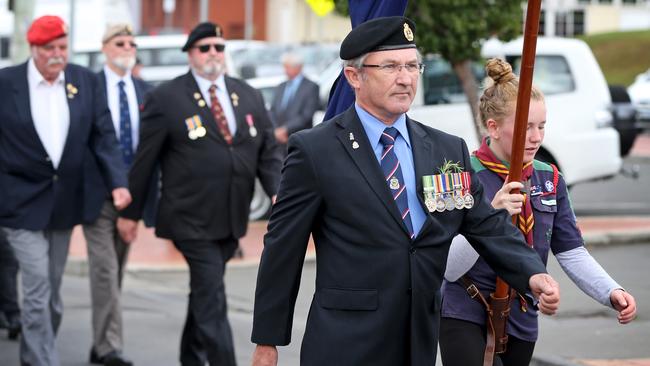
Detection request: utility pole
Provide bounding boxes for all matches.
[11,0,35,63]
[244,0,253,40]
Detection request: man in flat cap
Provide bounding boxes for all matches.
[117,21,281,365]
[251,16,560,365]
[0,15,130,366]
[80,23,155,366]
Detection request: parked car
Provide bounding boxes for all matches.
[609,85,641,156]
[628,69,650,125]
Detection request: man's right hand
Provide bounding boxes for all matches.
[529,273,560,315]
[251,345,278,366]
[117,217,138,244]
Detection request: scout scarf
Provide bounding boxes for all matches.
[474,137,534,246]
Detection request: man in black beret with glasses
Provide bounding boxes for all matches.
[251,16,560,366]
[118,22,281,366]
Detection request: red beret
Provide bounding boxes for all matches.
[27,15,67,46]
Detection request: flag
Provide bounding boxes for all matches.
[323,0,409,120]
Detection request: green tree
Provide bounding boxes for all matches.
[407,0,523,140]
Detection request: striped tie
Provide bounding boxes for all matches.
[380,127,414,239]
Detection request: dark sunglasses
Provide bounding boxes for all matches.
[115,41,137,48]
[195,43,226,53]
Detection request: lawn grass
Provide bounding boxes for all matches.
[580,30,650,87]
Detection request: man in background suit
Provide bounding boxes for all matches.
[0,15,130,366]
[82,23,155,366]
[269,52,319,150]
[251,17,560,366]
[118,22,281,366]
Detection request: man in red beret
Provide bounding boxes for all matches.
[0,15,131,366]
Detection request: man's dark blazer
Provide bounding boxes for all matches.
[269,75,319,136]
[83,70,158,227]
[0,62,127,230]
[251,107,547,365]
[121,71,281,241]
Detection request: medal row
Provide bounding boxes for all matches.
[422,172,474,212]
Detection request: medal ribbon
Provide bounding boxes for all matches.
[474,137,534,246]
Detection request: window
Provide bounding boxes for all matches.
[421,56,485,105]
[0,37,9,59]
[599,0,613,4]
[622,0,637,4]
[506,55,575,95]
[573,10,585,36]
[539,10,546,36]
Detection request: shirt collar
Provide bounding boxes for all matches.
[192,70,227,95]
[28,58,65,86]
[355,103,410,148]
[289,74,303,87]
[104,64,132,87]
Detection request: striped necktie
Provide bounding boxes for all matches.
[380,127,414,239]
[118,80,133,165]
[208,84,233,145]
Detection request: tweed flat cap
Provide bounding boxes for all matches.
[340,16,416,60]
[182,22,224,52]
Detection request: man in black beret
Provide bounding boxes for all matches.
[251,16,560,365]
[117,21,281,366]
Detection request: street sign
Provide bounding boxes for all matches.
[305,0,334,17]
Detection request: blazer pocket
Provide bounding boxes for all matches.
[317,288,378,311]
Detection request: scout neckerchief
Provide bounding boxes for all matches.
[474,137,534,246]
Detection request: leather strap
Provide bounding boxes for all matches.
[459,276,497,366]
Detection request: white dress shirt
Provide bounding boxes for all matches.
[28,58,69,169]
[192,71,238,135]
[104,65,140,150]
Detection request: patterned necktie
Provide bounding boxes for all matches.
[208,84,233,145]
[380,127,414,240]
[118,80,133,165]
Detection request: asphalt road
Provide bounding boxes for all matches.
[571,155,650,216]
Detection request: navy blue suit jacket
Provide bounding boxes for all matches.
[0,62,127,230]
[83,71,158,226]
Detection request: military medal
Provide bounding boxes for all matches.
[432,174,446,212]
[461,172,474,209]
[185,115,206,140]
[389,176,400,190]
[422,176,436,213]
[246,114,257,137]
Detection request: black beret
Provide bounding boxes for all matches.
[340,16,416,60]
[182,22,224,52]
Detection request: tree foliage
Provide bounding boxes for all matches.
[406,0,522,63]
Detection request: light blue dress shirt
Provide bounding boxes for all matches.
[355,104,426,237]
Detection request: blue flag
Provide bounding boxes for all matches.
[323,0,409,121]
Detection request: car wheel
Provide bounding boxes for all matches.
[249,179,272,221]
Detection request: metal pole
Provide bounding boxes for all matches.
[245,0,253,39]
[199,0,209,22]
[69,0,76,57]
[11,0,35,63]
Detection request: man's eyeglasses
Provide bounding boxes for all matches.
[194,43,226,53]
[361,63,425,74]
[114,41,137,49]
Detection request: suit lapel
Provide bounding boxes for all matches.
[12,63,35,132]
[63,68,80,163]
[225,77,250,144]
[408,118,437,238]
[335,108,410,235]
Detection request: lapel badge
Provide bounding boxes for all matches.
[198,99,206,107]
[231,92,239,107]
[349,132,354,140]
[193,92,201,100]
[352,141,359,149]
[66,83,78,99]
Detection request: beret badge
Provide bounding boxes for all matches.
[403,23,414,42]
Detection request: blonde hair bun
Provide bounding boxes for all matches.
[486,58,516,84]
